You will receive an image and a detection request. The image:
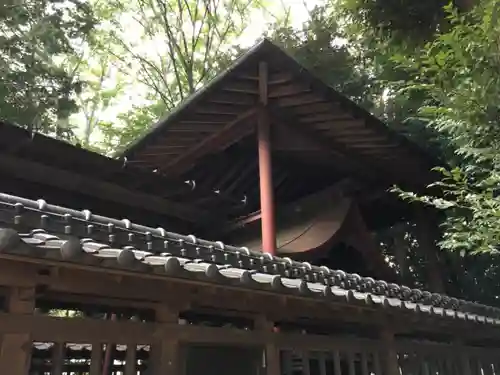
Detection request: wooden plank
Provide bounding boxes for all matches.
[268,83,310,98]
[319,352,327,375]
[361,351,369,375]
[381,331,400,375]
[348,351,356,375]
[164,108,257,175]
[0,287,35,375]
[333,351,342,375]
[273,94,325,107]
[124,344,137,375]
[52,342,65,375]
[90,343,103,375]
[255,315,280,375]
[373,351,382,375]
[207,92,256,105]
[0,154,206,223]
[269,114,379,182]
[268,72,294,85]
[300,112,348,123]
[0,333,32,375]
[0,312,156,344]
[222,81,259,94]
[302,351,311,375]
[294,103,342,115]
[197,103,246,115]
[151,305,180,375]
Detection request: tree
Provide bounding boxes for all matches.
[392,1,500,255]
[371,0,500,304]
[0,0,96,139]
[71,52,126,148]
[265,4,378,110]
[87,0,262,153]
[339,0,477,46]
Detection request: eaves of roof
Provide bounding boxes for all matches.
[0,191,498,326]
[119,39,440,190]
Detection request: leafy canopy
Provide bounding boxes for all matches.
[394,1,500,255]
[0,0,96,139]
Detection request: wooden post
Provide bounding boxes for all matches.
[381,330,399,375]
[255,316,280,375]
[102,313,116,375]
[0,286,35,375]
[150,305,180,375]
[52,342,65,375]
[125,344,137,375]
[90,343,103,375]
[257,61,276,255]
[455,340,472,375]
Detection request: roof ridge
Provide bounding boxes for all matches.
[0,191,498,321]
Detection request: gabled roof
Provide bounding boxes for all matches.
[122,39,438,192]
[0,121,247,226]
[1,191,499,325]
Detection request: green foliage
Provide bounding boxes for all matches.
[0,0,96,139]
[97,100,167,155]
[85,0,260,152]
[340,0,453,45]
[265,4,378,110]
[392,1,500,255]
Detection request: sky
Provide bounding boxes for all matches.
[239,0,322,46]
[74,0,323,142]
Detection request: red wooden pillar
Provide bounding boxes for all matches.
[258,61,277,255]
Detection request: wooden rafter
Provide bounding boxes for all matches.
[0,154,208,223]
[163,108,258,176]
[267,111,379,182]
[266,108,421,186]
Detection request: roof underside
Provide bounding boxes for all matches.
[0,121,244,231]
[122,39,438,222]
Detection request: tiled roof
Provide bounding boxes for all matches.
[0,192,499,325]
[32,342,150,351]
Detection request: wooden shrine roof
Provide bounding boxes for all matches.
[0,191,498,325]
[0,121,250,229]
[122,39,439,216]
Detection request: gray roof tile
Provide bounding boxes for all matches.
[0,192,500,325]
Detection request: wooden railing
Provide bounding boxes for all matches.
[0,287,499,375]
[0,314,495,375]
[280,340,500,375]
[0,313,498,375]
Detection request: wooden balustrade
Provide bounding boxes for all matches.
[0,310,498,375]
[0,279,498,375]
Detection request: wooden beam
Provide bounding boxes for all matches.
[268,83,311,98]
[0,286,35,375]
[0,259,498,343]
[164,108,257,175]
[0,154,207,223]
[267,108,415,185]
[222,81,259,94]
[381,330,400,375]
[207,93,256,105]
[273,94,325,107]
[257,61,276,254]
[293,103,343,115]
[268,113,378,182]
[150,305,180,375]
[196,103,247,115]
[256,315,280,375]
